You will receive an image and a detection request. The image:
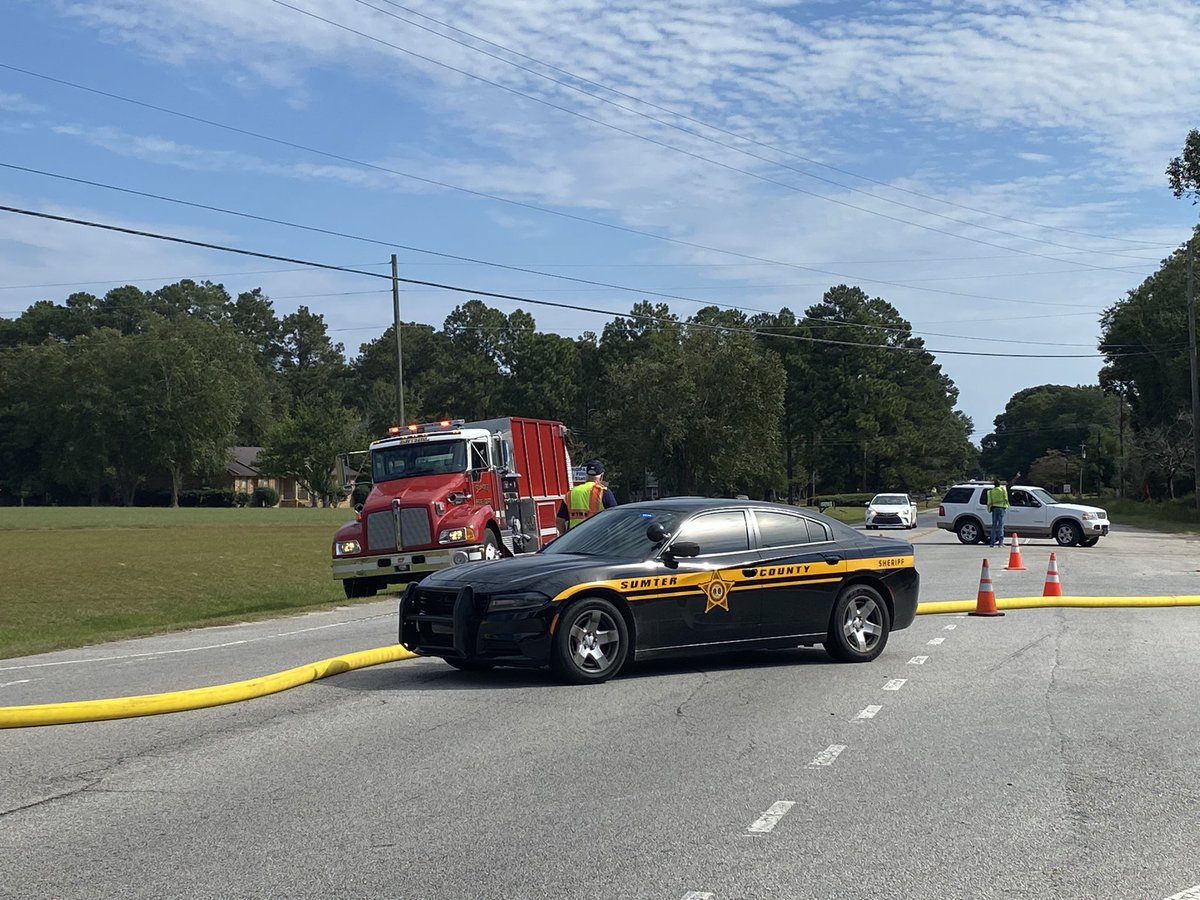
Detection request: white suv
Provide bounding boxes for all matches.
[936,483,1110,547]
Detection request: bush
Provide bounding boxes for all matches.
[234,491,251,508]
[252,486,279,508]
[179,488,236,508]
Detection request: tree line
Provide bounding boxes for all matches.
[0,280,978,506]
[976,227,1199,500]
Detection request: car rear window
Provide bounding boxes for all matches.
[755,510,824,548]
[942,487,978,504]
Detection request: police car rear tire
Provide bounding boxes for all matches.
[550,597,629,685]
[824,584,890,663]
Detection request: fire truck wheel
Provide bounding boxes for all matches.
[342,578,381,600]
[483,529,501,559]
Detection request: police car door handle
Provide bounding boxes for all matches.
[822,554,842,565]
[742,568,757,577]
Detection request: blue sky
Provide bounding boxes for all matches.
[3,0,1199,438]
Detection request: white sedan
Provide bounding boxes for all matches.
[865,493,919,529]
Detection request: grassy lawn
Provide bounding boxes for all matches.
[0,507,372,660]
[1103,497,1200,534]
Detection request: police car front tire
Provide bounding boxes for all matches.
[824,584,891,663]
[550,597,629,684]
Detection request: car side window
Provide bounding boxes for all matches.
[755,510,814,548]
[468,440,489,470]
[1010,489,1028,508]
[806,518,833,543]
[676,510,750,555]
[976,488,988,506]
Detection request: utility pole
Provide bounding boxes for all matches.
[1118,385,1126,498]
[1188,236,1199,510]
[391,254,406,426]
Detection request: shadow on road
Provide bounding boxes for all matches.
[324,646,841,693]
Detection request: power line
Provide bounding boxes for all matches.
[0,161,1107,315]
[267,0,1157,270]
[0,264,388,292]
[0,203,1153,360]
[3,62,1172,290]
[356,0,1163,252]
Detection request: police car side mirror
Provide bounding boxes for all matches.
[667,541,700,559]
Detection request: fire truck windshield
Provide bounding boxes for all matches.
[372,440,467,483]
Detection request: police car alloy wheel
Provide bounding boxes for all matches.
[551,598,629,684]
[824,584,891,663]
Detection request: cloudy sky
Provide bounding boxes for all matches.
[3,0,1199,437]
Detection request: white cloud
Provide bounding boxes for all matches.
[31,0,1200,431]
[0,91,44,114]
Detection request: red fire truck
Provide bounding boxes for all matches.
[331,417,573,599]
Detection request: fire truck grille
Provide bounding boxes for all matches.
[366,508,432,550]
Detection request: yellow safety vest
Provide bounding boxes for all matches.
[566,481,605,528]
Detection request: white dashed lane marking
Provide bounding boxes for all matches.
[908,656,929,665]
[746,801,795,834]
[944,623,957,630]
[883,678,907,690]
[928,637,945,645]
[808,745,846,767]
[1163,885,1200,900]
[681,893,714,899]
[855,705,882,719]
[0,617,389,672]
[0,679,32,689]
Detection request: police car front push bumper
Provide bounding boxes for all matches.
[332,544,490,580]
[398,583,554,667]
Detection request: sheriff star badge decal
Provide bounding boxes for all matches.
[702,570,734,613]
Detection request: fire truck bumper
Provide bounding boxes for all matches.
[332,545,489,580]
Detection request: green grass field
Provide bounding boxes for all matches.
[0,507,371,660]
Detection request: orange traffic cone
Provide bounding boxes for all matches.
[969,558,1004,617]
[1005,532,1026,570]
[1043,553,1063,597]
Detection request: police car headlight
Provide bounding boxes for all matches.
[335,540,360,556]
[439,526,477,544]
[488,591,549,612]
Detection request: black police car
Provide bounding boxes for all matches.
[399,498,920,684]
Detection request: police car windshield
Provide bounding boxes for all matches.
[543,508,685,560]
[372,440,466,482]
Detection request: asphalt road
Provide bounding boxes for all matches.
[3,520,1200,900]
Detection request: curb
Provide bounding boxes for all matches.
[917,596,1200,616]
[0,644,418,729]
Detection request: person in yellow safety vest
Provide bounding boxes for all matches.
[556,459,618,534]
[985,479,1009,548]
